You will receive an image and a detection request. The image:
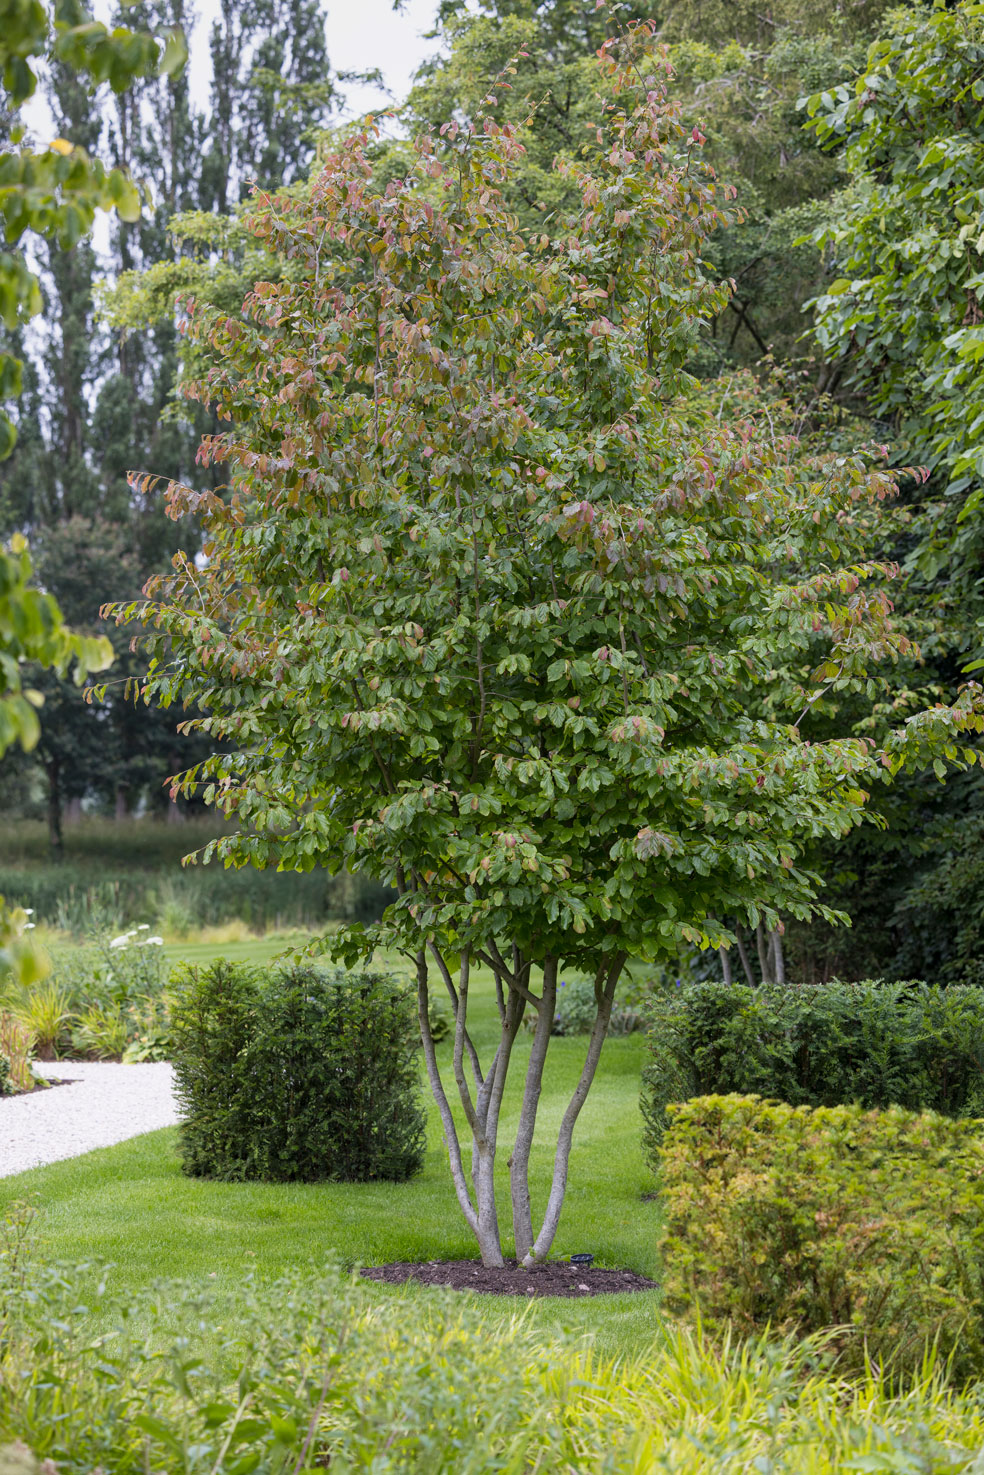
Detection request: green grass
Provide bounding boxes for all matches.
[0,952,661,1360]
[165,930,323,968]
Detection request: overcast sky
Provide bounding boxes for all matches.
[324,0,443,118]
[182,0,445,123]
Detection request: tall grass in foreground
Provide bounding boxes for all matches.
[1,1252,983,1473]
[602,1328,984,1471]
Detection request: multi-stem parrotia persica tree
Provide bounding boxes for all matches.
[110,29,984,1267]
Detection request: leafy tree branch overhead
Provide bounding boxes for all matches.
[0,532,109,758]
[805,0,984,654]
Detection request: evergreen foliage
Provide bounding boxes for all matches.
[642,978,984,1164]
[171,961,426,1183]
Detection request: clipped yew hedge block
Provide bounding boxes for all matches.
[170,960,426,1184]
[642,979,984,1170]
[660,1093,984,1377]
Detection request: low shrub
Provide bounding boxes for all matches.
[171,961,426,1183]
[1,927,173,1062]
[8,981,73,1060]
[69,1004,131,1062]
[660,1093,984,1378]
[0,1256,575,1475]
[642,977,984,1165]
[427,995,451,1043]
[556,975,642,1036]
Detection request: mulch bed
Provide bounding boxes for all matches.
[360,1258,658,1298]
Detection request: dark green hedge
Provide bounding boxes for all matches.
[661,1094,984,1378]
[171,961,425,1183]
[642,979,984,1170]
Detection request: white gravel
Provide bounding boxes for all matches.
[0,1061,180,1178]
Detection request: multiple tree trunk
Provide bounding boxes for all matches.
[419,913,787,1267]
[416,945,626,1269]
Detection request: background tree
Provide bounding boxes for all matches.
[406,0,658,227]
[409,0,893,369]
[111,35,984,1265]
[806,1,984,652]
[656,0,895,372]
[0,0,184,458]
[0,0,347,835]
[0,0,178,973]
[786,0,984,983]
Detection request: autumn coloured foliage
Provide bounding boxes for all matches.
[111,28,984,1265]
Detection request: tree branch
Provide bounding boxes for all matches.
[427,938,484,1089]
[526,951,626,1265]
[415,949,478,1235]
[510,956,558,1262]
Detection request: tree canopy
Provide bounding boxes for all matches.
[109,29,984,1264]
[807,1,984,653]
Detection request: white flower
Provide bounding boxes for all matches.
[109,931,136,949]
[139,936,164,946]
[24,923,35,931]
[137,924,150,931]
[23,909,34,916]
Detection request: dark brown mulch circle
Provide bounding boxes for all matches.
[360,1258,658,1298]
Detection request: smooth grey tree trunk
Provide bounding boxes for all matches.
[523,952,626,1266]
[510,957,557,1262]
[415,950,482,1245]
[415,944,627,1268]
[770,927,786,985]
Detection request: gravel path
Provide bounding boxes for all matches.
[0,1062,180,1179]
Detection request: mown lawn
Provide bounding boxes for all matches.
[0,940,662,1360]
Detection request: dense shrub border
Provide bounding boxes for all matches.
[642,979,984,1165]
[171,961,426,1183]
[660,1093,984,1377]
